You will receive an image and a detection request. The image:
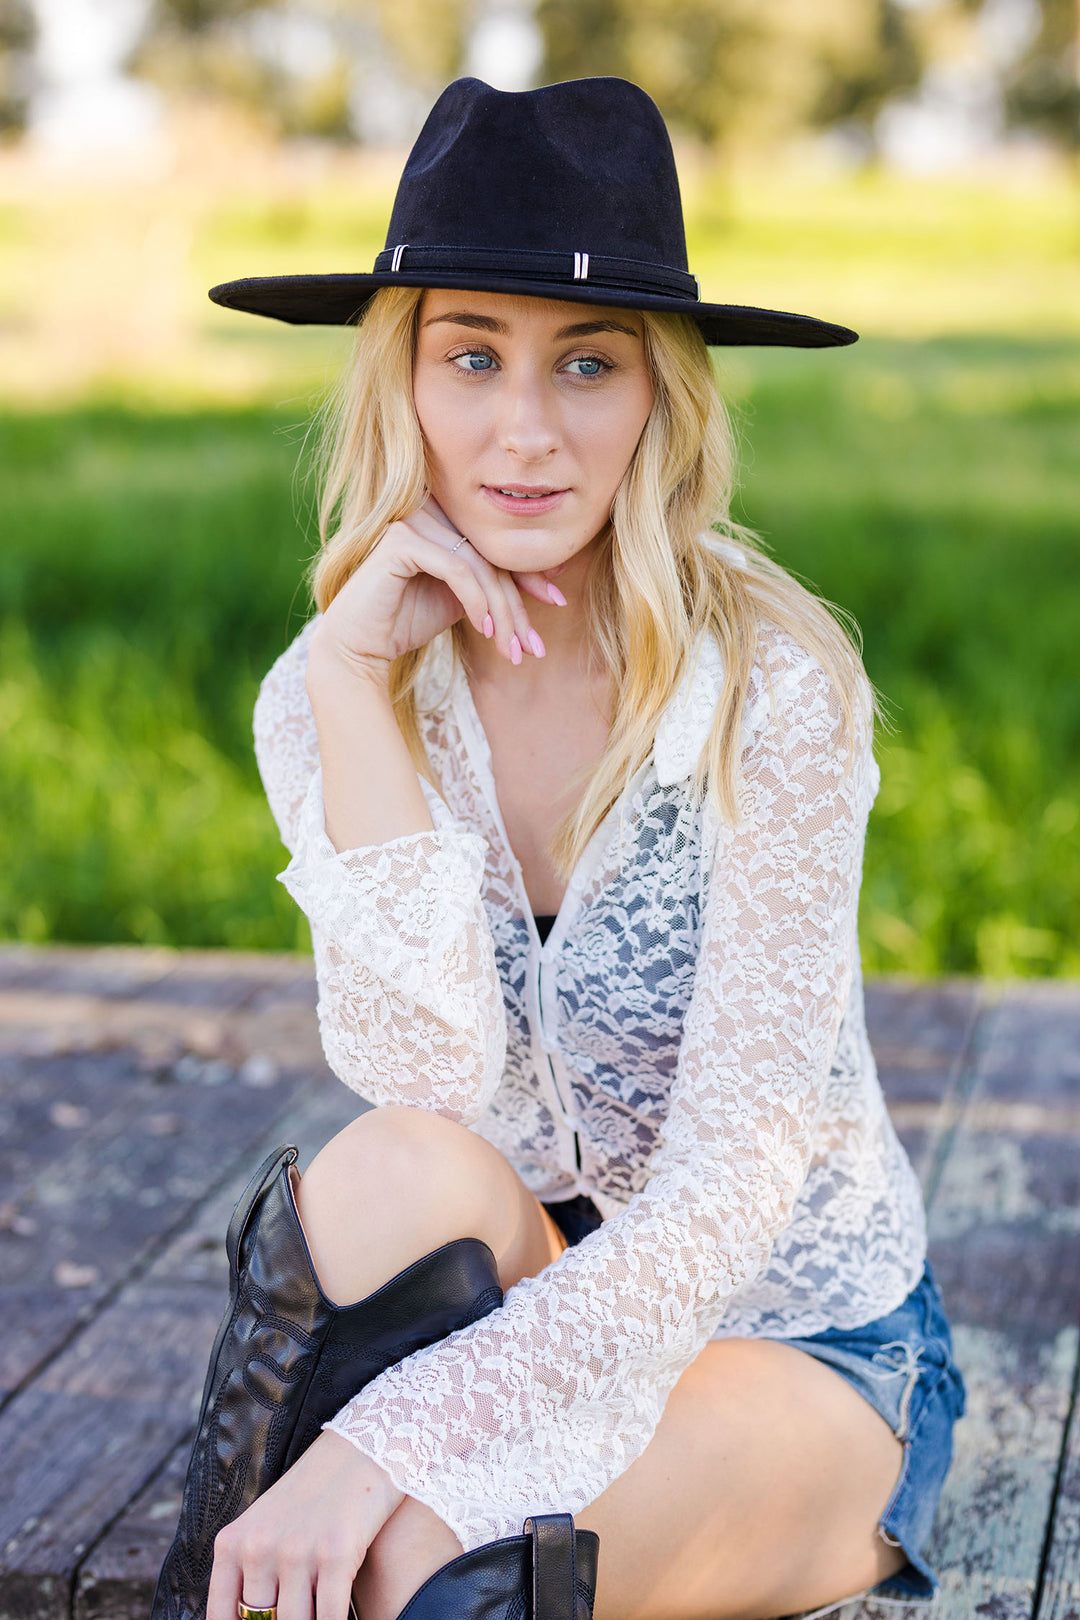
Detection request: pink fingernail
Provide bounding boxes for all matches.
[509,635,523,665]
[482,613,494,638]
[527,629,546,658]
[546,582,568,606]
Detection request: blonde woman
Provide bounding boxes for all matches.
[153,76,964,1620]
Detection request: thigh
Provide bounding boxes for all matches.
[577,1336,905,1620]
[357,1336,905,1620]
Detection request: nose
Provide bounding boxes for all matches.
[497,365,561,463]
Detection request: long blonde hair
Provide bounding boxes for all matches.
[309,285,877,874]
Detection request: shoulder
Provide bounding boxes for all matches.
[654,620,874,789]
[744,622,875,760]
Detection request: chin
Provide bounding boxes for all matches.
[466,528,566,573]
[467,523,580,573]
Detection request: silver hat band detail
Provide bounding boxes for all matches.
[375,244,699,302]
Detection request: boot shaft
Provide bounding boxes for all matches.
[395,1515,599,1620]
[152,1144,504,1620]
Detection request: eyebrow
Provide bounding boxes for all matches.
[421,312,641,340]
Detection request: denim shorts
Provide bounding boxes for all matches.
[542,1196,966,1610]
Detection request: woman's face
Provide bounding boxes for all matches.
[412,289,655,574]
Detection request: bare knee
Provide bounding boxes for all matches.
[307,1105,502,1224]
[295,1106,528,1304]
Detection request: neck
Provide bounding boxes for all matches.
[460,540,601,694]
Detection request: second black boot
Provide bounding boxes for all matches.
[151,1142,504,1620]
[392,1513,599,1620]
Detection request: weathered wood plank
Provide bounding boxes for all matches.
[1,953,1076,1620]
[848,983,1080,1620]
[0,950,326,1403]
[0,1048,306,1402]
[0,946,313,1007]
[72,1091,363,1620]
[0,1081,360,1620]
[1010,989,1080,1620]
[864,979,982,1189]
[73,1444,190,1620]
[0,946,176,999]
[1037,1379,1080,1620]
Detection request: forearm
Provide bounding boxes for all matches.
[306,631,433,852]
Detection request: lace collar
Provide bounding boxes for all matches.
[413,628,724,789]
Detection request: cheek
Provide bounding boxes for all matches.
[579,385,654,490]
[413,372,483,481]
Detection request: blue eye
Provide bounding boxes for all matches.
[566,357,605,376]
[452,351,495,372]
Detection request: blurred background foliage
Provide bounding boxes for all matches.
[0,0,1077,977]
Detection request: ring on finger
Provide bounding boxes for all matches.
[238,1603,277,1620]
[448,537,468,554]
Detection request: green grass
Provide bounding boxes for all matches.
[2,333,1078,974]
[727,335,1080,976]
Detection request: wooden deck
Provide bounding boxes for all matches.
[1,945,1078,1620]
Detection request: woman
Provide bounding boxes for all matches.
[157,75,964,1620]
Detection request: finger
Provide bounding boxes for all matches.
[207,1542,244,1620]
[408,530,520,660]
[419,495,460,535]
[314,1559,357,1620]
[513,570,568,608]
[476,569,525,662]
[238,1554,280,1618]
[274,1563,315,1620]
[410,502,465,548]
[396,532,492,634]
[500,572,545,659]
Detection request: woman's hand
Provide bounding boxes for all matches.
[206,1431,404,1620]
[310,497,565,685]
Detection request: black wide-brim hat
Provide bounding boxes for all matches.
[209,76,857,350]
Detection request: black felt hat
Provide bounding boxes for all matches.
[209,76,857,349]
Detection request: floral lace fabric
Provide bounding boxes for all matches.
[253,614,926,1551]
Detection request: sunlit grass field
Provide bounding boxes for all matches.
[1,138,1077,974]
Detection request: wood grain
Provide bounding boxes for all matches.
[0,1063,359,1620]
[846,984,1080,1620]
[2,949,1078,1620]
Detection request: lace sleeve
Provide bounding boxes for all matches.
[324,641,879,1549]
[252,619,322,855]
[252,623,507,1123]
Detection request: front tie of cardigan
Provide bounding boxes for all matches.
[253,616,926,1551]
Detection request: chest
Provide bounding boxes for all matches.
[468,672,612,914]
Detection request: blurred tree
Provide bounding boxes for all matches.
[131,0,470,141]
[538,0,923,151]
[364,0,469,84]
[0,0,34,136]
[1002,0,1080,151]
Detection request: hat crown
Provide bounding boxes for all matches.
[384,76,689,272]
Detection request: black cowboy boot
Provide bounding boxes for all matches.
[393,1514,598,1620]
[151,1142,504,1620]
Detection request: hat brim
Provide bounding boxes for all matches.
[207,272,857,349]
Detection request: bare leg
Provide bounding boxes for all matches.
[294,1108,905,1620]
[292,1104,566,1303]
[360,1338,906,1620]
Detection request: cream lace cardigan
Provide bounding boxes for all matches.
[253,612,926,1552]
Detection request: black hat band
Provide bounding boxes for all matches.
[372,244,700,302]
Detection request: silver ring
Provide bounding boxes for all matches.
[448,537,468,554]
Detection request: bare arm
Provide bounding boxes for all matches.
[305,643,433,852]
[305,498,552,853]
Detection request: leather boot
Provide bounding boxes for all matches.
[391,1513,598,1620]
[152,1142,504,1620]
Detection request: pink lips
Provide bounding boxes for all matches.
[482,483,569,516]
